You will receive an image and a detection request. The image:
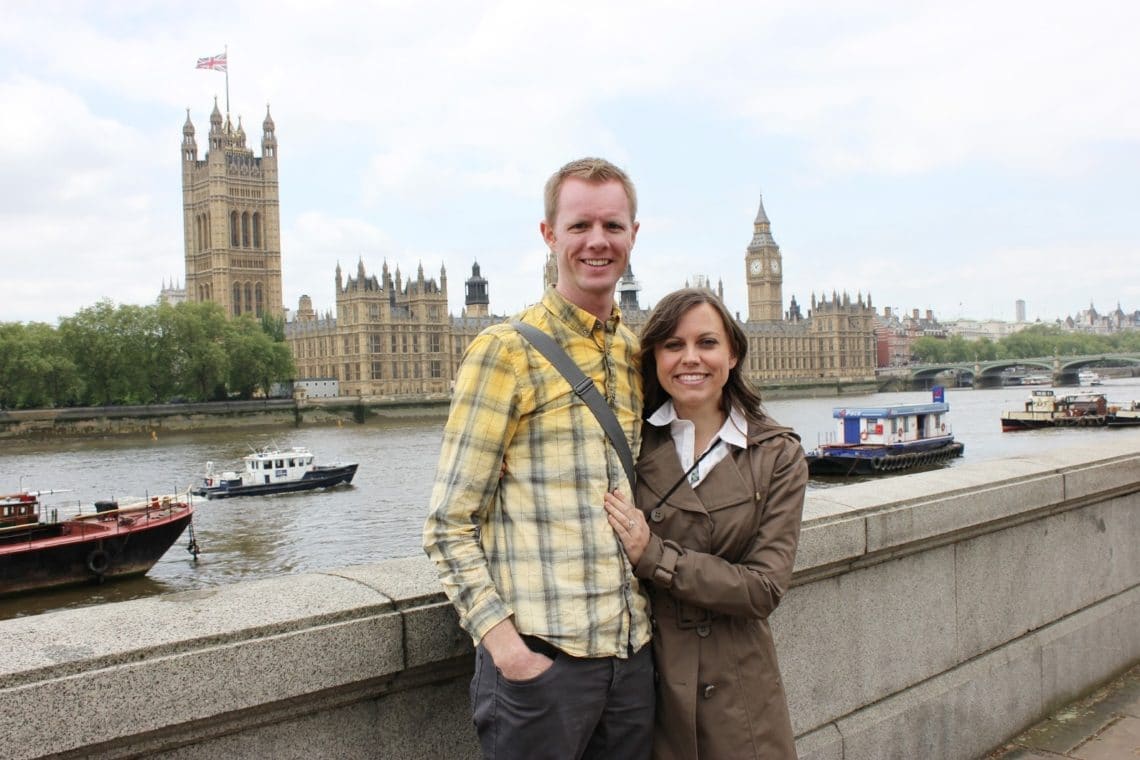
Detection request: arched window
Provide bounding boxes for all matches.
[255,283,264,316]
[241,212,250,248]
[252,213,261,248]
[244,283,253,314]
[230,211,239,247]
[233,283,242,316]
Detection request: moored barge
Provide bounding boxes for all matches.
[0,491,196,596]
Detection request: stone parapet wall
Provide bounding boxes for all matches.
[2,436,1139,758]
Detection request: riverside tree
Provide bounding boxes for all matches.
[3,300,295,409]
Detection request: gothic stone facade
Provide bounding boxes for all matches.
[181,101,283,318]
[287,260,478,397]
[285,198,875,397]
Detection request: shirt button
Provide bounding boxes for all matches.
[650,508,665,523]
[703,684,716,699]
[696,624,711,638]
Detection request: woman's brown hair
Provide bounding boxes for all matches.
[637,288,765,426]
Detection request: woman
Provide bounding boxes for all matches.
[605,288,807,759]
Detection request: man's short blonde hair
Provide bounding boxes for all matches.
[543,157,638,226]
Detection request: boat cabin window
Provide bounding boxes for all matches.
[288,458,296,467]
[263,461,272,470]
[275,459,284,468]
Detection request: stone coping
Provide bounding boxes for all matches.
[796,432,1140,577]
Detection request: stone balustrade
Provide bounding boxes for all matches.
[3,435,1139,759]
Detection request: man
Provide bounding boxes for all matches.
[423,157,652,760]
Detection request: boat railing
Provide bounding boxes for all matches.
[816,431,838,446]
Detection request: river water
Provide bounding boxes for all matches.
[4,378,1140,620]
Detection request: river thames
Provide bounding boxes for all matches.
[4,378,1140,620]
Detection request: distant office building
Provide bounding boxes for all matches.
[874,307,946,367]
[181,100,283,318]
[1016,299,1026,323]
[1065,301,1139,333]
[943,319,1028,341]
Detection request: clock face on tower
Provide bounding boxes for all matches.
[749,259,762,275]
[771,259,781,275]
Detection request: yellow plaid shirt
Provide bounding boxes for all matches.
[423,288,651,658]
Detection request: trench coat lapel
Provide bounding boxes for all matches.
[635,428,707,514]
[638,425,760,514]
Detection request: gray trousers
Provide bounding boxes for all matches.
[471,637,654,760]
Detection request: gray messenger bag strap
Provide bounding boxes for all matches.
[511,320,636,488]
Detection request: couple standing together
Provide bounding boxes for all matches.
[424,158,808,760]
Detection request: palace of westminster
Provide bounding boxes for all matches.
[180,102,877,398]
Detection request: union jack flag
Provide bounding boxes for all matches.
[196,53,227,72]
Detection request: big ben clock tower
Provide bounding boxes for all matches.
[745,195,784,322]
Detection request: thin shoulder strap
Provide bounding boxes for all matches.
[511,320,636,488]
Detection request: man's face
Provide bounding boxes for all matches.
[541,178,638,314]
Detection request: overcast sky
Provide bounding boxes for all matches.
[2,1,1137,327]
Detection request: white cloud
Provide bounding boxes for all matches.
[1,1,1137,325]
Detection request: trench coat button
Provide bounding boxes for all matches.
[650,508,665,523]
[703,684,716,699]
[696,624,711,638]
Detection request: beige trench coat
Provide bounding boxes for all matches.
[632,418,808,760]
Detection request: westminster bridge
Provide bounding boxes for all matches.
[878,353,1140,389]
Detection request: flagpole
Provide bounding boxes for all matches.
[224,44,230,116]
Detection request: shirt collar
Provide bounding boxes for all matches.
[647,401,750,450]
[541,287,622,336]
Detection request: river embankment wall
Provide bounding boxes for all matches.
[0,381,881,440]
[2,438,1138,759]
[0,397,452,440]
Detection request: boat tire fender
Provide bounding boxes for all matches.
[87,549,110,576]
[871,457,885,470]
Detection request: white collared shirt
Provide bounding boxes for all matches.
[646,401,749,488]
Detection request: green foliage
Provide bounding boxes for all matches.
[913,323,1140,364]
[226,316,296,399]
[3,301,295,409]
[0,322,80,409]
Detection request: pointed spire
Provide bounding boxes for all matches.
[754,195,770,225]
[747,194,777,251]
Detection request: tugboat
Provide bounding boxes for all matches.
[0,490,196,597]
[192,446,358,499]
[804,387,964,476]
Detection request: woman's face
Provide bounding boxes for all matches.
[654,302,737,418]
